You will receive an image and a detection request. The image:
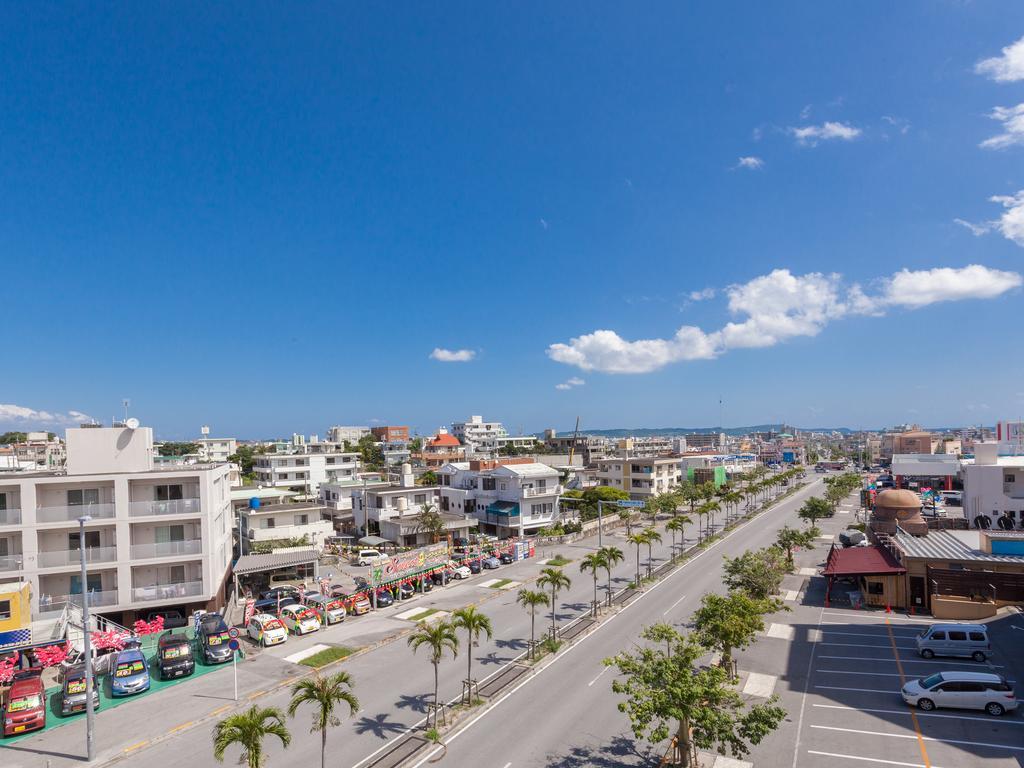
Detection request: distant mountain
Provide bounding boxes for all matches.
[546,424,856,438]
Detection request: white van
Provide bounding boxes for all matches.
[916,623,991,662]
[356,550,390,567]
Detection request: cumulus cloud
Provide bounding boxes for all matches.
[789,121,861,145]
[734,156,764,170]
[0,403,93,427]
[555,377,585,391]
[980,103,1024,149]
[989,191,1024,246]
[546,265,1021,373]
[429,348,476,363]
[975,35,1024,82]
[688,287,716,301]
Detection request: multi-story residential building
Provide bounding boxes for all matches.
[451,415,507,453]
[684,432,726,451]
[542,430,609,464]
[353,465,476,546]
[594,456,682,500]
[413,430,467,469]
[893,430,939,456]
[438,458,563,538]
[327,425,370,444]
[196,436,237,463]
[253,449,360,496]
[962,443,1024,529]
[611,436,673,458]
[0,424,233,623]
[238,501,335,552]
[5,432,66,470]
[370,426,409,443]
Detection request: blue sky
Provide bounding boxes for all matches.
[3,2,1024,439]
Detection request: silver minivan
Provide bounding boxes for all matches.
[916,623,990,662]
[901,671,1017,716]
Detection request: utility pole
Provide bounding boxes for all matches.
[78,515,96,762]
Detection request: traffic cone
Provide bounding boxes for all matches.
[885,603,891,614]
[909,605,915,616]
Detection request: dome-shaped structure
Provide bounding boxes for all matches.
[871,488,928,536]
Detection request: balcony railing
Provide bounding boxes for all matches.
[0,508,21,525]
[522,485,562,498]
[42,590,120,611]
[37,503,116,523]
[131,580,204,602]
[37,546,118,568]
[129,498,201,517]
[130,539,203,559]
[0,554,24,572]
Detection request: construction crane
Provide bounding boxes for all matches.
[567,416,581,466]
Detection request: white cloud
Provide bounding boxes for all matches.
[734,156,764,170]
[881,115,911,136]
[800,104,812,120]
[953,218,992,237]
[688,287,716,301]
[547,265,1021,373]
[975,35,1024,82]
[789,121,861,146]
[989,191,1024,246]
[555,377,585,391]
[429,348,476,363]
[0,403,93,427]
[980,103,1024,149]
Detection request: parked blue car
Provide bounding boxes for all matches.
[111,644,151,697]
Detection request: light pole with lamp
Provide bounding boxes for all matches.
[77,514,96,762]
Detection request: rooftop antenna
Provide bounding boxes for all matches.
[122,399,130,424]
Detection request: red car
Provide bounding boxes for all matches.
[3,668,46,736]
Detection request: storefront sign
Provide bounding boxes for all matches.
[368,543,450,587]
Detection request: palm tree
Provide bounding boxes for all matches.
[213,705,291,768]
[407,620,459,729]
[578,551,606,616]
[287,672,358,768]
[617,508,633,537]
[626,531,646,585]
[704,501,721,537]
[597,545,624,605]
[450,606,492,703]
[516,589,549,659]
[536,567,572,642]
[642,527,662,577]
[665,516,688,560]
[415,503,446,544]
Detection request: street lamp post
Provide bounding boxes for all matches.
[77,514,96,762]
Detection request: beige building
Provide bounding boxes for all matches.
[593,456,682,500]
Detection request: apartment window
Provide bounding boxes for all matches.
[155,484,183,501]
[70,573,103,594]
[531,503,552,516]
[414,494,426,505]
[265,518,276,529]
[0,539,9,556]
[69,530,101,550]
[68,488,100,506]
[1006,474,1017,483]
[155,525,185,544]
[0,494,6,511]
[482,478,496,491]
[375,497,383,509]
[296,514,309,525]
[0,599,10,621]
[169,565,186,583]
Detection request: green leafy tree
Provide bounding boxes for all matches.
[643,621,677,658]
[287,672,358,768]
[0,431,28,445]
[568,486,631,522]
[516,589,549,659]
[691,592,783,678]
[536,567,572,641]
[407,621,459,729]
[775,525,819,568]
[228,445,261,476]
[721,547,788,600]
[418,469,438,486]
[451,606,492,702]
[409,437,424,453]
[607,626,786,767]
[598,545,624,603]
[213,705,291,768]
[798,496,832,527]
[159,441,201,457]
[356,434,385,470]
[579,551,607,615]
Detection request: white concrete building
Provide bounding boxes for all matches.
[0,424,233,621]
[594,456,682,500]
[962,443,1024,530]
[450,416,508,453]
[238,502,335,550]
[196,437,237,463]
[253,449,360,495]
[438,458,563,538]
[327,426,371,444]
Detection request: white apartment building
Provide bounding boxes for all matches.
[438,458,563,538]
[450,416,507,453]
[196,436,237,463]
[0,424,233,622]
[327,425,371,444]
[253,449,360,495]
[962,443,1024,530]
[238,502,335,551]
[594,456,682,500]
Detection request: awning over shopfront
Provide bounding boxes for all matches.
[358,535,390,547]
[232,548,319,576]
[823,544,906,577]
[486,501,519,516]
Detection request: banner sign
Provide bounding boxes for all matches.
[368,543,451,587]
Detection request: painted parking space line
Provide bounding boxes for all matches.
[822,612,933,624]
[816,669,910,678]
[885,616,933,768]
[766,623,795,640]
[819,629,920,639]
[812,703,1024,726]
[817,654,1004,668]
[783,589,800,602]
[818,641,917,650]
[815,684,898,695]
[799,567,818,576]
[810,724,1024,752]
[807,750,942,768]
[742,672,777,698]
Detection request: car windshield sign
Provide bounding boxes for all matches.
[8,695,41,711]
[264,618,284,630]
[66,679,87,694]
[296,609,316,621]
[162,646,187,659]
[327,600,345,611]
[207,631,230,645]
[115,660,144,677]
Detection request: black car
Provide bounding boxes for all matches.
[198,614,233,665]
[499,552,514,564]
[261,586,301,602]
[253,596,299,614]
[398,583,415,600]
[430,570,449,586]
[418,578,433,593]
[468,558,482,574]
[157,632,195,680]
[374,589,394,607]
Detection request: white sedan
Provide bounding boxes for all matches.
[449,563,472,579]
[279,605,322,635]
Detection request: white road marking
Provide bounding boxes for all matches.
[820,629,919,639]
[810,724,1024,752]
[502,763,512,768]
[818,641,916,650]
[816,535,834,541]
[807,750,941,768]
[817,669,913,678]
[817,654,1004,668]
[282,644,331,664]
[783,589,800,601]
[790,606,824,768]
[766,623,795,640]
[662,593,688,616]
[821,611,933,624]
[742,672,776,697]
[814,684,897,694]
[587,665,612,687]
[812,702,1024,725]
[799,567,818,576]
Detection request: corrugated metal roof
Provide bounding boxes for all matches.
[891,529,1024,564]
[823,544,905,576]
[232,548,319,575]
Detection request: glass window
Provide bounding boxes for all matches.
[0,494,6,511]
[169,565,185,583]
[959,682,985,692]
[155,484,183,501]
[155,525,185,544]
[68,488,100,506]
[929,631,946,640]
[948,631,967,641]
[0,599,10,620]
[968,632,986,642]
[69,530,101,550]
[920,673,944,689]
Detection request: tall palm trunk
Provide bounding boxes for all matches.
[529,609,536,659]
[549,586,557,640]
[603,566,613,604]
[591,571,598,615]
[321,728,327,768]
[431,661,439,728]
[634,545,641,585]
[646,542,653,577]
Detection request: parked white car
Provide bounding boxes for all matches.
[901,671,1017,716]
[279,605,322,635]
[246,614,289,647]
[356,550,390,567]
[449,562,472,579]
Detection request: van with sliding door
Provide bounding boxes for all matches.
[916,623,991,662]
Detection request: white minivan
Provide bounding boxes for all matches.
[901,671,1017,716]
[916,623,990,662]
[356,550,390,567]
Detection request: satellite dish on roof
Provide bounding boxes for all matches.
[125,418,140,430]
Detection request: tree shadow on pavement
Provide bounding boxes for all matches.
[353,713,408,739]
[395,692,431,713]
[545,735,657,767]
[495,637,528,650]
[477,650,513,666]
